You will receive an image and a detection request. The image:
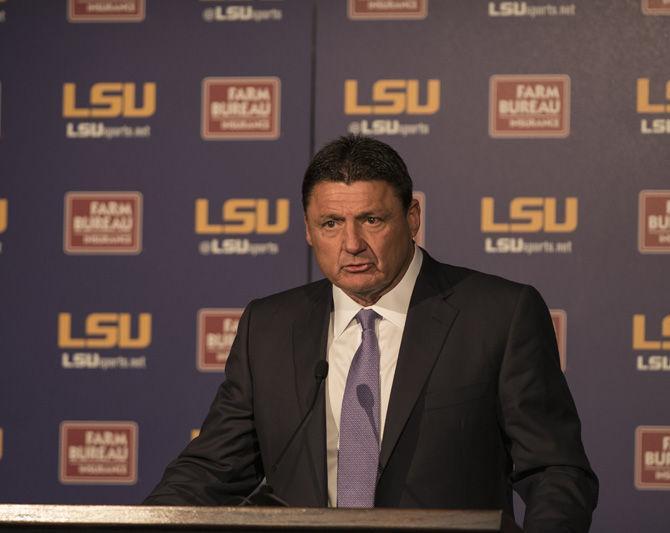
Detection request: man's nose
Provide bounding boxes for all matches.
[342,222,366,254]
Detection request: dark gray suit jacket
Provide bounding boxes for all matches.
[145,253,598,532]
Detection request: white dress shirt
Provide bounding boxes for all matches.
[325,246,423,507]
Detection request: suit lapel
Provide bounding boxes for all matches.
[379,255,459,473]
[291,280,331,506]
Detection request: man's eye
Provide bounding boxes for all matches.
[322,220,336,228]
[366,216,380,224]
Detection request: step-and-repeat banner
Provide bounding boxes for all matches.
[0,2,667,532]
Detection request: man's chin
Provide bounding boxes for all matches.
[334,275,387,305]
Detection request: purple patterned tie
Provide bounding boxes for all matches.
[337,309,381,508]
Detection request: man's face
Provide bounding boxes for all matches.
[304,180,420,306]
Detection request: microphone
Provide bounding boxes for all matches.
[270,359,329,473]
[240,359,329,506]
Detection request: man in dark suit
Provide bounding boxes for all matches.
[145,136,598,532]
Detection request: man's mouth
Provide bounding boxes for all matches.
[343,263,373,273]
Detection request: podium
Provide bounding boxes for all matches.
[0,504,518,532]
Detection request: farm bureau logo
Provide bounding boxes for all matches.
[195,198,289,256]
[58,312,151,370]
[489,75,570,138]
[550,309,567,372]
[345,79,440,136]
[488,1,575,18]
[348,0,427,20]
[67,0,145,22]
[637,78,670,134]
[200,1,282,23]
[59,421,138,484]
[633,314,670,371]
[481,196,578,254]
[63,82,156,139]
[64,192,142,254]
[635,426,670,489]
[642,0,670,15]
[197,308,243,372]
[202,77,280,140]
[639,190,670,253]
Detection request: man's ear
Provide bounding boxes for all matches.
[407,198,420,239]
[304,214,313,246]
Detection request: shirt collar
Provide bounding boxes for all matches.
[332,246,423,338]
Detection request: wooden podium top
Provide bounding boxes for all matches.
[0,504,506,532]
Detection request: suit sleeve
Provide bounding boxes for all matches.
[498,285,598,533]
[143,303,263,505]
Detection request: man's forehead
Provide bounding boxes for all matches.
[308,180,399,211]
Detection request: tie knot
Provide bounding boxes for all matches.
[355,309,380,332]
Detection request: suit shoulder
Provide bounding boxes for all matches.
[434,260,524,292]
[246,278,330,318]
[432,260,544,307]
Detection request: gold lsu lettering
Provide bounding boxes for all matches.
[0,199,7,233]
[195,199,289,235]
[636,78,670,114]
[344,79,440,115]
[58,313,152,349]
[481,197,578,233]
[633,314,670,351]
[63,82,156,118]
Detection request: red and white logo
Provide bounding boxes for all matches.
[639,190,670,253]
[68,0,145,22]
[642,0,670,15]
[201,77,280,140]
[59,421,138,484]
[550,309,567,372]
[197,308,243,371]
[64,192,142,254]
[489,75,570,138]
[348,0,427,20]
[635,426,670,489]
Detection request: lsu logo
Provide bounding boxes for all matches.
[481,197,578,233]
[637,78,670,133]
[635,426,670,490]
[63,83,156,118]
[197,308,243,372]
[634,314,670,371]
[633,314,670,351]
[58,313,152,349]
[636,78,670,114]
[0,199,7,233]
[68,0,145,22]
[195,199,289,235]
[641,0,670,16]
[344,79,440,115]
[59,421,138,484]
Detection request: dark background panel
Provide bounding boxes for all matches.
[0,1,667,530]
